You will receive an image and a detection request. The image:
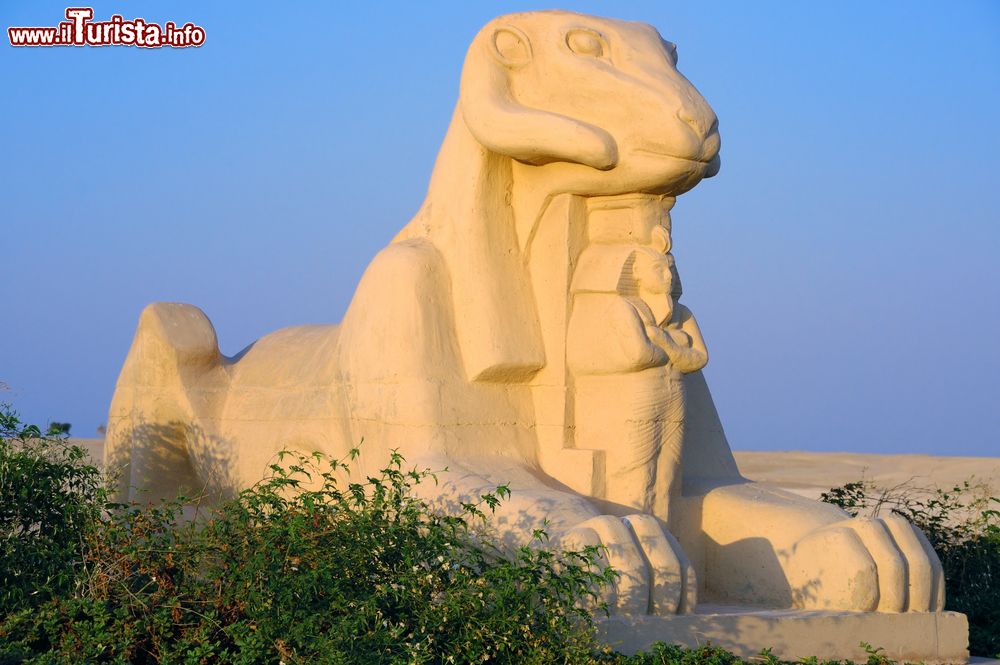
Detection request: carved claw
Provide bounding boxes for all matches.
[559,514,695,615]
[786,515,944,612]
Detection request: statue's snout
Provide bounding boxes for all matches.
[677,96,718,145]
[634,82,720,171]
[657,70,720,165]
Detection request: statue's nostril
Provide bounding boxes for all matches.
[678,105,708,138]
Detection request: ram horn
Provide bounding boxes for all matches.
[459,24,618,171]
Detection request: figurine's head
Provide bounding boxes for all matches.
[460,10,721,197]
[632,246,676,325]
[633,248,673,293]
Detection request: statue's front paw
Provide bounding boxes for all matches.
[559,514,696,615]
[787,514,945,612]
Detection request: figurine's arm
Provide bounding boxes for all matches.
[568,294,668,375]
[646,304,707,374]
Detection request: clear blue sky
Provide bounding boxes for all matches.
[2,1,998,455]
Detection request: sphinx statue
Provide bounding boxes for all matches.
[106,10,966,660]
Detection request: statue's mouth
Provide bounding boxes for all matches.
[637,151,712,163]
[633,130,722,166]
[635,131,721,166]
[632,149,717,171]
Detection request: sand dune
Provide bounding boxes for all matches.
[71,438,103,465]
[733,450,1000,501]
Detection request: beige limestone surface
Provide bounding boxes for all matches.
[102,9,968,661]
[600,608,968,663]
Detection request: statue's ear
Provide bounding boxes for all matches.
[460,23,618,170]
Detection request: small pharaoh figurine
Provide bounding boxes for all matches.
[632,243,708,376]
[568,205,708,527]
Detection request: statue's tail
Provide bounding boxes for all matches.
[104,303,227,503]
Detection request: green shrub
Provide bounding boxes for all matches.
[0,438,623,664]
[822,478,1000,657]
[0,405,110,616]
[0,402,944,663]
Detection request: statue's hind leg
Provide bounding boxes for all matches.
[104,303,227,504]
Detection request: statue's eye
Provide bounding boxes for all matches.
[566,29,606,58]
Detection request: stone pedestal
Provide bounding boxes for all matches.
[599,606,969,663]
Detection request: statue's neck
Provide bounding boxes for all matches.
[408,114,677,253]
[509,163,677,252]
[583,193,675,247]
